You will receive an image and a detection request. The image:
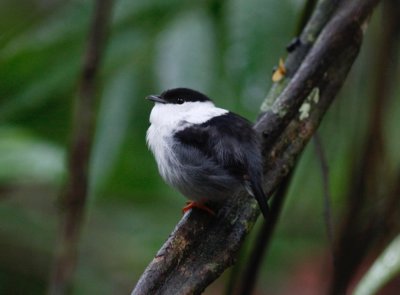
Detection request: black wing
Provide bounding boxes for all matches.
[174,112,269,218]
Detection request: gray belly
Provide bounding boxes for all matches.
[159,145,241,202]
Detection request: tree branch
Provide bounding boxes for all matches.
[330,0,400,293]
[313,134,335,258]
[132,1,380,294]
[48,1,113,294]
[238,171,293,295]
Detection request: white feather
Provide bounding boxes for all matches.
[146,101,228,183]
[148,101,227,128]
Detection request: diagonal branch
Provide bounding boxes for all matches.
[131,1,381,294]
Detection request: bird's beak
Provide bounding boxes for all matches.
[146,95,167,104]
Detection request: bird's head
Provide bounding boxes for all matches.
[146,88,212,105]
[146,88,225,126]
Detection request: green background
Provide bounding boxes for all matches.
[0,0,398,294]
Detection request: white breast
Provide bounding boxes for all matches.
[146,123,177,181]
[146,101,228,183]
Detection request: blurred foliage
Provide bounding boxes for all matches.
[0,0,399,294]
[354,234,400,295]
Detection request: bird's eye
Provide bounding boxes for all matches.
[177,98,184,104]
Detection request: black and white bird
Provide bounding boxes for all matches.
[146,88,269,219]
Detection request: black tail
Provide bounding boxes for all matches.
[248,180,270,219]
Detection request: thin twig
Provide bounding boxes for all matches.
[224,241,248,295]
[47,1,113,294]
[330,0,400,293]
[313,134,335,261]
[238,171,293,295]
[294,0,318,41]
[262,0,343,114]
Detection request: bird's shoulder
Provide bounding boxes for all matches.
[173,111,261,178]
[174,112,255,147]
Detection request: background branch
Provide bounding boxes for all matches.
[47,1,113,294]
[238,171,293,295]
[132,0,380,294]
[330,0,400,293]
[313,134,334,257]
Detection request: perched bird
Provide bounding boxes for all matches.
[146,88,269,219]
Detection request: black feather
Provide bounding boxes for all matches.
[161,88,211,104]
[174,112,269,218]
[248,178,270,219]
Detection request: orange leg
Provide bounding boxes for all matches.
[182,201,216,216]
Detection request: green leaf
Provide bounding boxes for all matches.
[353,235,400,295]
[0,127,65,184]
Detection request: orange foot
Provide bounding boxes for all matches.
[182,201,216,216]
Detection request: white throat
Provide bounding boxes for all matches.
[146,101,228,179]
[148,101,228,130]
